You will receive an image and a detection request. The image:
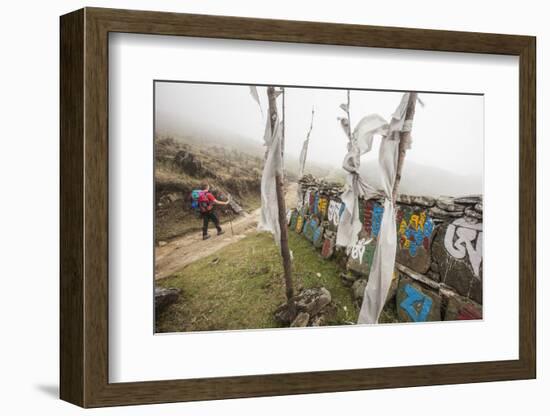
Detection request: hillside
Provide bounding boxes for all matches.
[162,130,340,183]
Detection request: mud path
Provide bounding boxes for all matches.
[155,182,298,280]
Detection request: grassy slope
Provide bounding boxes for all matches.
[156,231,359,332]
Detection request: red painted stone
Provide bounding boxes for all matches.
[321,238,334,258]
[457,304,482,320]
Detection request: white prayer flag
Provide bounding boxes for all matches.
[334,92,414,324]
[249,86,263,115]
[258,116,284,247]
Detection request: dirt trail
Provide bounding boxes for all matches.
[155,182,298,280]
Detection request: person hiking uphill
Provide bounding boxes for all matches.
[194,182,230,240]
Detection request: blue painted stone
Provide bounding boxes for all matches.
[400,284,432,322]
[396,278,441,322]
[313,225,324,248]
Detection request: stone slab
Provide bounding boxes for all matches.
[444,295,482,321]
[395,206,436,274]
[396,277,442,322]
[346,233,376,277]
[432,217,483,298]
[326,199,344,231]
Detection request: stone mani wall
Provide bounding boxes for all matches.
[290,176,483,323]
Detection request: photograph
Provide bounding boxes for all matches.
[153,81,484,333]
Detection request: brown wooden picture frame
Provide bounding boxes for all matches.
[60,7,536,408]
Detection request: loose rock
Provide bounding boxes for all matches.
[397,194,436,207]
[310,314,326,326]
[429,207,464,219]
[351,279,368,304]
[295,287,332,316]
[435,197,466,213]
[290,312,310,327]
[340,272,359,287]
[155,287,181,313]
[274,287,332,324]
[465,207,483,220]
[453,195,482,205]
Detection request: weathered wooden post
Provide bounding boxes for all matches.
[392,92,418,202]
[267,86,295,317]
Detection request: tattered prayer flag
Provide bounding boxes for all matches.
[258,116,284,247]
[334,92,417,325]
[352,114,389,155]
[357,93,416,325]
[249,86,263,115]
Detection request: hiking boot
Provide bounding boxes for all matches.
[217,230,225,236]
[203,234,211,240]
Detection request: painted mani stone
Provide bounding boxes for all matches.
[396,277,441,322]
[313,225,325,248]
[371,204,384,238]
[303,189,311,213]
[303,216,320,242]
[317,196,329,220]
[432,218,483,299]
[286,209,292,226]
[362,200,385,239]
[321,237,335,259]
[308,191,316,214]
[395,206,436,274]
[289,210,298,231]
[444,295,482,321]
[295,215,305,234]
[346,233,377,277]
[313,192,320,215]
[327,199,344,231]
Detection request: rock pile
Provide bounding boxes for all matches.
[428,195,483,222]
[298,174,343,199]
[274,287,332,327]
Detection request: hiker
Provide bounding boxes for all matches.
[193,182,230,240]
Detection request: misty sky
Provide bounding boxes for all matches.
[155,81,483,182]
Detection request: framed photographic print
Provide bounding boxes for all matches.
[60,7,536,408]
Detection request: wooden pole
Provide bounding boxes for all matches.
[267,86,295,317]
[281,87,286,166]
[392,92,418,203]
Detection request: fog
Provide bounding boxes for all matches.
[155,82,484,196]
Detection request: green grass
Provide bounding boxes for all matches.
[156,231,359,332]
